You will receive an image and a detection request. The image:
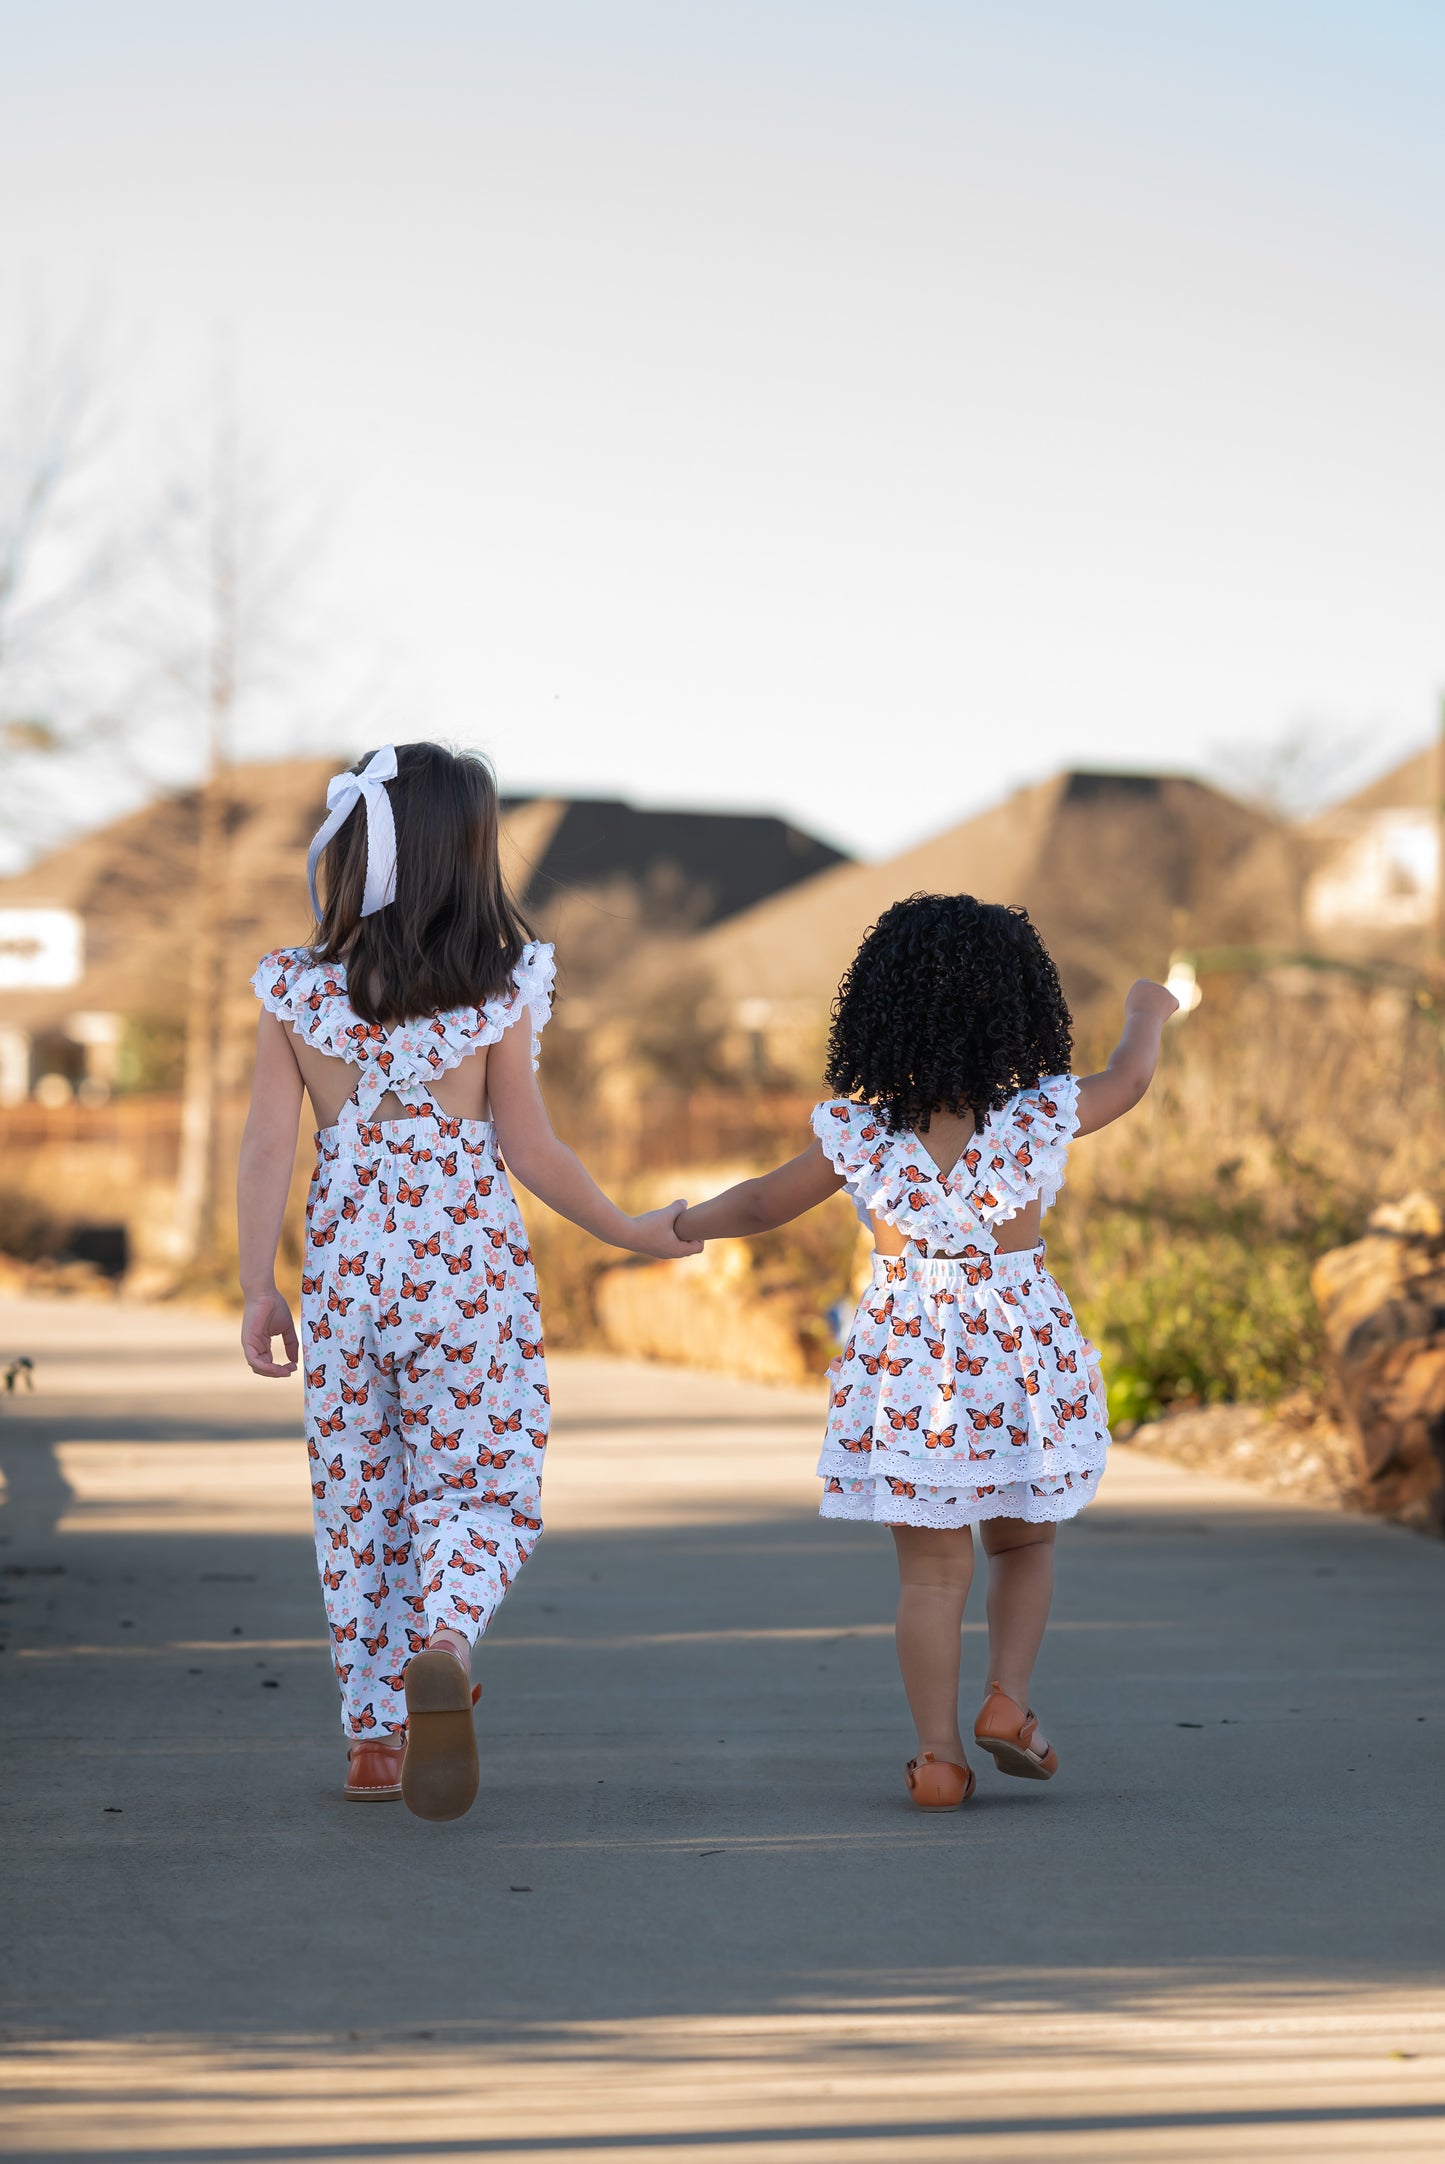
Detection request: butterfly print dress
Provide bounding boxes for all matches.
[814,1078,1109,1529]
[252,940,556,1740]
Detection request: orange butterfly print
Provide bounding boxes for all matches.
[444,1246,473,1277]
[444,1196,480,1225]
[305,1363,326,1388]
[830,1384,853,1409]
[429,1428,464,1451]
[970,1404,1004,1431]
[511,1510,541,1532]
[399,1405,433,1429]
[450,1385,484,1409]
[342,1495,372,1524]
[993,1328,1021,1353]
[1054,1349,1077,1373]
[885,1477,917,1497]
[924,1425,958,1450]
[518,1336,543,1361]
[327,1289,354,1315]
[400,1276,435,1301]
[441,1468,478,1491]
[409,1233,442,1259]
[489,1410,522,1433]
[886,1405,921,1431]
[479,1447,515,1470]
[443,1341,477,1364]
[322,1563,347,1590]
[396,1181,428,1206]
[341,1380,370,1405]
[331,1617,358,1642]
[361,1623,389,1657]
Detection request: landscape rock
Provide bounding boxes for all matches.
[1125,1396,1360,1511]
[1311,1196,1445,1532]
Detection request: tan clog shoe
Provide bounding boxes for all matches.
[343,1737,405,1801]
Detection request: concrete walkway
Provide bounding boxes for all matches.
[1,1293,1443,2163]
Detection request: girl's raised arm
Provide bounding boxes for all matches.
[237,1010,306,1376]
[676,1139,843,1243]
[1074,978,1178,1137]
[486,1011,701,1259]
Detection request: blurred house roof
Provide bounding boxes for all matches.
[0,760,851,1053]
[500,795,849,935]
[682,769,1289,1024]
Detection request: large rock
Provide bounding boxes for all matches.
[1311,1194,1445,1532]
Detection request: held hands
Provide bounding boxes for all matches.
[627,1199,705,1261]
[241,1288,300,1378]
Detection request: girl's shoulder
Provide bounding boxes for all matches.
[251,939,557,1072]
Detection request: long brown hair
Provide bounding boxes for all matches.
[311,742,534,1025]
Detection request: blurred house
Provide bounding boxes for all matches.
[0,760,850,1104]
[1298,745,1442,961]
[667,770,1295,1069]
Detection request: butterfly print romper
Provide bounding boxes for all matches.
[252,940,556,1739]
[814,1078,1109,1528]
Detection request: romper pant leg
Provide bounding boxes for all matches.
[305,1301,413,1739]
[398,1321,544,1644]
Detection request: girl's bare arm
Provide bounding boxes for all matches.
[1074,979,1178,1137]
[487,1013,701,1259]
[676,1139,844,1242]
[237,1011,305,1376]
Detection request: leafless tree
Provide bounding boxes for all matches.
[0,318,131,855]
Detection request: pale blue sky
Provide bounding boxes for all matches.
[2,1,1442,855]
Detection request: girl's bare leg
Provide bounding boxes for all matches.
[978,1519,1055,1707]
[890,1524,974,1761]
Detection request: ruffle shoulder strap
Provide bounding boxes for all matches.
[976,1073,1080,1215]
[811,1100,898,1214]
[500,940,556,1070]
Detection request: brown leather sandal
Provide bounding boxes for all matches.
[973,1681,1059,1780]
[401,1652,482,1822]
[904,1751,977,1810]
[344,1737,405,1801]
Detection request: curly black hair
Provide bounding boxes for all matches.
[823,893,1073,1135]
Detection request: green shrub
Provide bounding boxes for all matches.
[1049,1206,1328,1425]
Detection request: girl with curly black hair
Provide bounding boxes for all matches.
[678,894,1176,1811]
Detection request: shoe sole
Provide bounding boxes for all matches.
[402,1652,479,1821]
[974,1735,1056,1781]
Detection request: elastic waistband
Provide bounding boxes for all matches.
[314,1112,496,1141]
[871,1242,1047,1290]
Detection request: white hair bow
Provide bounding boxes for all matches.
[307,745,399,919]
